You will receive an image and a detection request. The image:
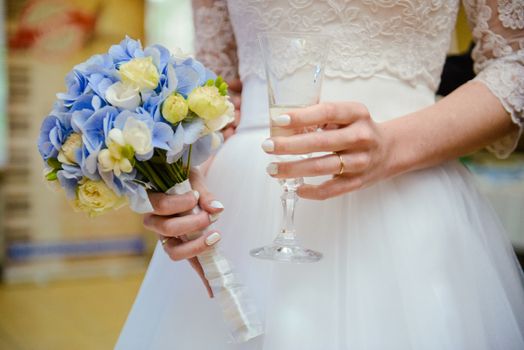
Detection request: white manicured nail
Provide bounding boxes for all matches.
[193,190,200,201]
[205,232,221,246]
[209,213,221,223]
[262,139,274,152]
[272,114,291,126]
[210,200,224,209]
[266,163,278,175]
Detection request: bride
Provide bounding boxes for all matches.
[116,0,524,349]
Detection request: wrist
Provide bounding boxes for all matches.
[378,118,416,179]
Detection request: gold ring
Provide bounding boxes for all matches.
[160,237,171,246]
[335,152,345,176]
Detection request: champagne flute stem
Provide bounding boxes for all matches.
[275,178,301,245]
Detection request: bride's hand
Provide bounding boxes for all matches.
[143,170,224,297]
[262,102,393,200]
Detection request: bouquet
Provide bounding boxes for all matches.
[37,37,262,342]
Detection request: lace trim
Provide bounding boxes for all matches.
[464,0,524,157]
[498,0,524,30]
[193,0,238,81]
[475,59,524,158]
[227,0,458,90]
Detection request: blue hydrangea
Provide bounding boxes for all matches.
[38,36,224,215]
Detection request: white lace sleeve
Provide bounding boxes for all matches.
[192,0,239,82]
[463,0,524,158]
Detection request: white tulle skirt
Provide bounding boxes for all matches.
[116,76,524,350]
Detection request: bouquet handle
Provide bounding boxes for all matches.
[167,179,264,343]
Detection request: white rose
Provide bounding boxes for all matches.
[122,118,153,156]
[105,82,141,110]
[74,179,126,216]
[188,85,229,120]
[58,133,82,165]
[119,56,160,91]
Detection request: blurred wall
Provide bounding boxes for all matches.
[146,0,194,52]
[3,0,147,283]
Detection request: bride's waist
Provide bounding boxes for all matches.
[237,75,436,132]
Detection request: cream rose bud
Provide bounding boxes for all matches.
[162,93,188,124]
[205,100,235,132]
[119,56,160,91]
[105,82,141,110]
[58,133,82,165]
[74,179,125,216]
[188,85,229,120]
[122,118,153,156]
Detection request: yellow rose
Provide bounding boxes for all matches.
[58,133,82,165]
[162,93,188,124]
[119,56,160,91]
[74,179,125,216]
[187,85,229,120]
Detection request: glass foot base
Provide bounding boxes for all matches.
[250,244,322,263]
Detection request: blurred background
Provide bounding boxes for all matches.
[0,1,522,349]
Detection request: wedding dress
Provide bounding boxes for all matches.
[116,0,524,349]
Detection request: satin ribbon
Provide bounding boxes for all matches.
[167,180,263,343]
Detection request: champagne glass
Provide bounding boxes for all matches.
[250,32,331,263]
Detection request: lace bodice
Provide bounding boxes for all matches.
[193,0,524,157]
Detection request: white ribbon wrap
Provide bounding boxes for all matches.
[167,179,263,343]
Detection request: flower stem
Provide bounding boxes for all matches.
[142,161,168,192]
[134,161,158,190]
[186,145,193,178]
[151,161,174,189]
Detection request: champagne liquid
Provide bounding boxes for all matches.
[269,104,308,137]
[269,104,310,162]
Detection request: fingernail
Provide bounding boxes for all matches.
[209,212,221,223]
[193,190,200,201]
[266,163,278,175]
[262,139,274,152]
[205,232,221,246]
[210,200,224,209]
[271,114,291,126]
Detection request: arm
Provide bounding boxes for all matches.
[192,0,239,82]
[388,0,523,173]
[140,1,240,296]
[193,0,242,142]
[384,81,517,176]
[263,0,523,199]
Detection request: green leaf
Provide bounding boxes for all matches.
[47,158,62,170]
[218,82,228,96]
[46,170,58,181]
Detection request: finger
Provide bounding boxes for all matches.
[264,126,375,155]
[148,191,198,216]
[144,211,214,238]
[267,152,370,179]
[227,78,242,93]
[189,172,225,217]
[222,126,236,141]
[271,102,369,129]
[162,231,222,261]
[297,175,364,200]
[188,257,213,298]
[231,95,241,110]
[234,108,241,126]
